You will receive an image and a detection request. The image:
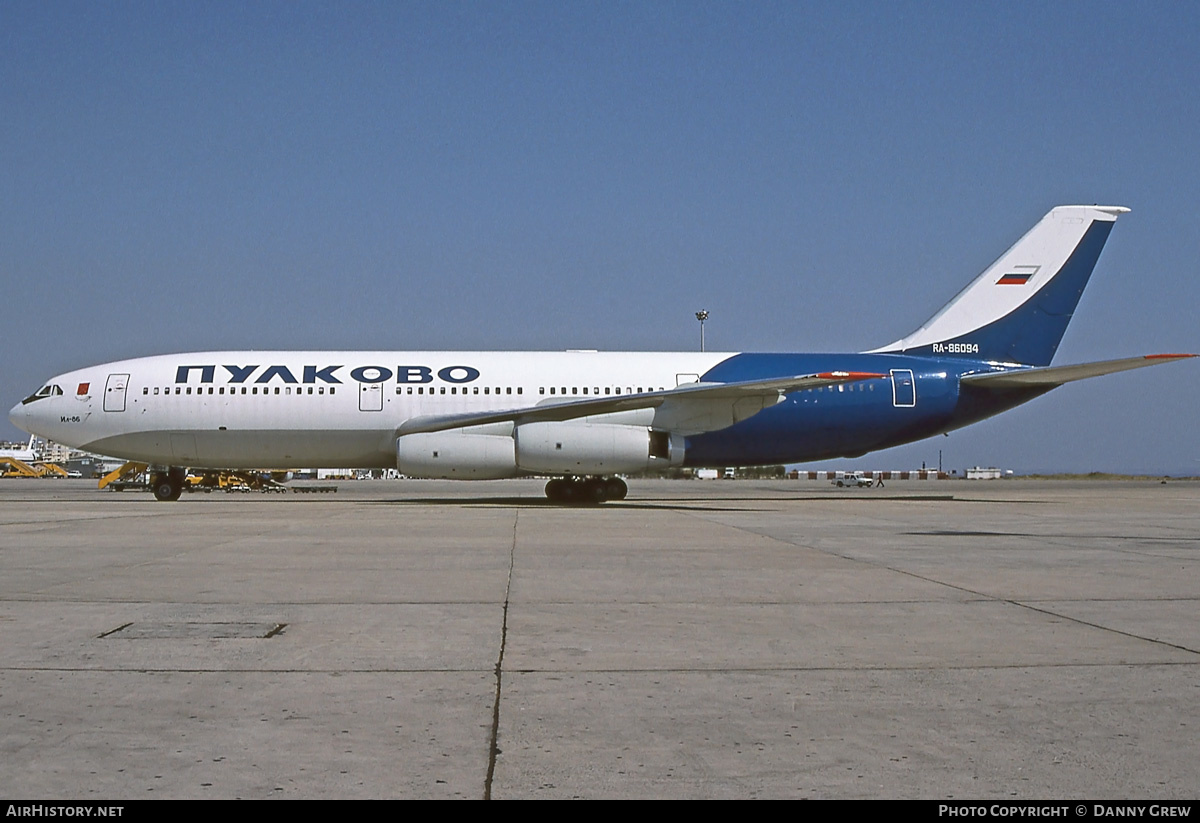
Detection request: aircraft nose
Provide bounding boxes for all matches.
[9,399,28,433]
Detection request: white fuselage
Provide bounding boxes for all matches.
[13,350,731,469]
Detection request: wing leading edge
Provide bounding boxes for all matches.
[395,370,886,437]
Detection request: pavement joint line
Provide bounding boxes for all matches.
[483,509,518,801]
[849,556,1200,658]
[1001,599,1200,657]
[715,517,1200,659]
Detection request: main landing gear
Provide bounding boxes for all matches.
[544,476,628,504]
[150,467,187,502]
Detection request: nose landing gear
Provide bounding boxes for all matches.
[150,467,187,501]
[544,476,628,504]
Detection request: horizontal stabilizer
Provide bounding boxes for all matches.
[396,371,886,436]
[960,354,1196,389]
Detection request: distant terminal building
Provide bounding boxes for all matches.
[38,439,72,464]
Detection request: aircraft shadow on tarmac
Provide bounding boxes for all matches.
[362,492,958,511]
[366,496,771,512]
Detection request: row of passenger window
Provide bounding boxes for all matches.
[141,382,873,399]
[396,386,523,395]
[143,386,336,396]
[538,386,664,396]
[392,385,665,396]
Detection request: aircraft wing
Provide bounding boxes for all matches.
[395,370,886,436]
[960,354,1196,389]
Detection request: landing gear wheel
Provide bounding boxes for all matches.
[581,478,608,504]
[544,476,626,504]
[152,479,176,501]
[151,468,187,502]
[558,480,580,504]
[604,477,628,500]
[545,477,587,504]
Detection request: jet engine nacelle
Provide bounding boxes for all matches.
[397,422,684,479]
[515,421,678,475]
[396,431,519,479]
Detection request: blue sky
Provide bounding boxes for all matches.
[3,1,1198,473]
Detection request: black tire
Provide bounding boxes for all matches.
[153,481,176,501]
[582,479,608,504]
[604,477,628,500]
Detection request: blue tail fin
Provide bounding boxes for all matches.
[869,205,1127,366]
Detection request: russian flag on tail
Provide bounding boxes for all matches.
[996,264,1039,285]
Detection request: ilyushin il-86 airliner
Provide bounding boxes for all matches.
[10,205,1195,502]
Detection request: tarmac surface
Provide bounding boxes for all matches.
[1,477,1198,799]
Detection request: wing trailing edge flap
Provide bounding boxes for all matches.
[960,354,1196,389]
[395,370,887,437]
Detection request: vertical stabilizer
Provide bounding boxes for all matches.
[868,205,1128,366]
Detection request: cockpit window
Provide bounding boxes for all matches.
[21,384,63,405]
